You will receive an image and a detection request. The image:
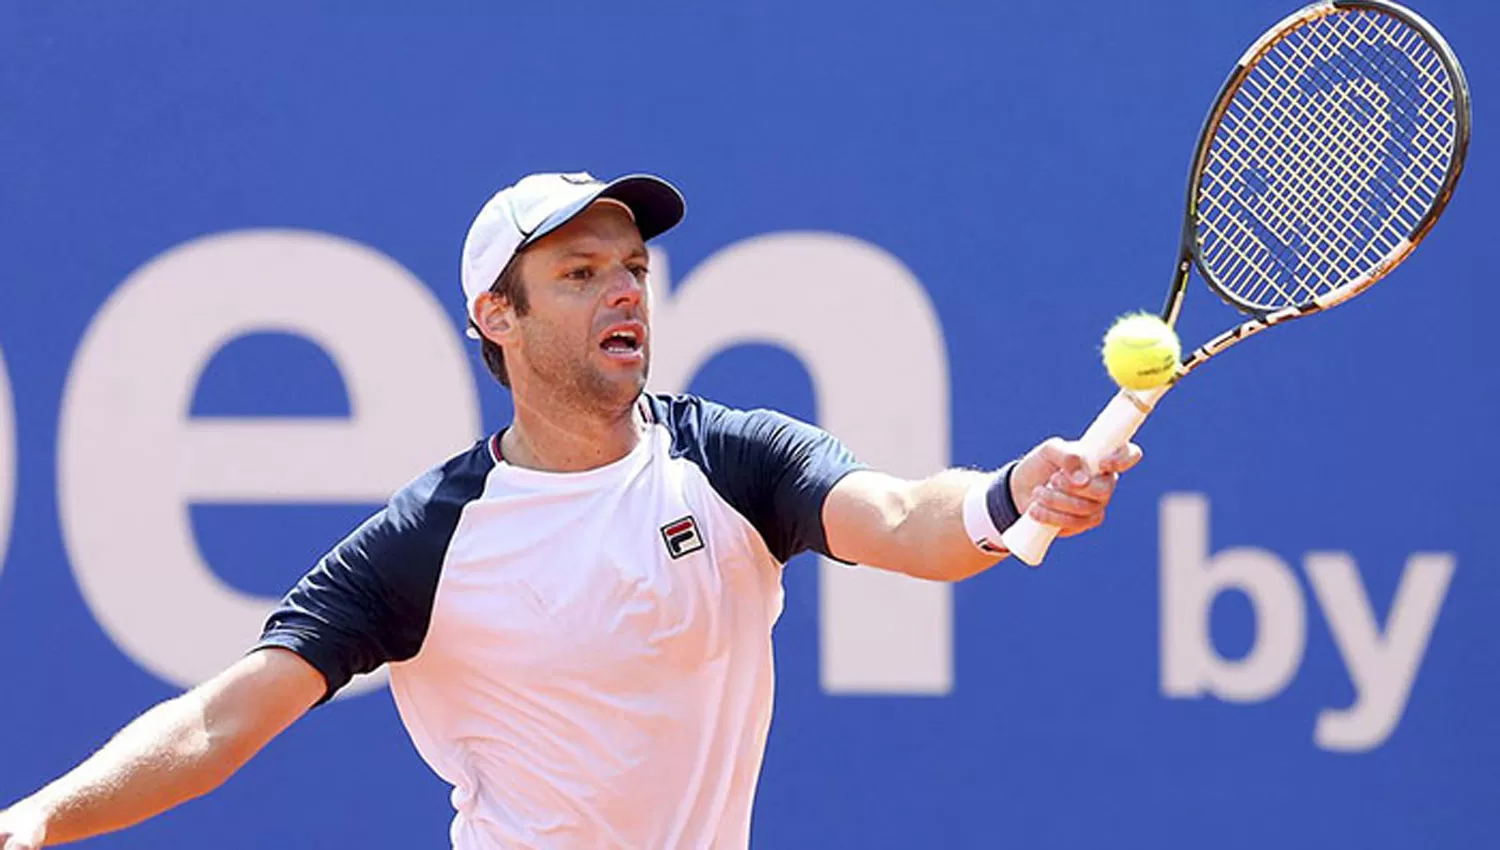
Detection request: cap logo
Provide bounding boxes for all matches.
[660,515,704,559]
[504,172,603,237]
[505,191,553,238]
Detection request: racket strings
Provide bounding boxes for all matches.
[1296,15,1453,220]
[1195,6,1457,311]
[1218,66,1391,303]
[1209,17,1428,302]
[1212,14,1435,297]
[1208,11,1451,305]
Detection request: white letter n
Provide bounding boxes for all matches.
[650,234,953,694]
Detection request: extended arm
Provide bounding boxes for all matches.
[823,438,1142,582]
[0,446,473,850]
[0,648,324,849]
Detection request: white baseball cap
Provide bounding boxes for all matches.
[460,171,685,336]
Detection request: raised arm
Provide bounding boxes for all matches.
[0,648,324,849]
[823,438,1142,582]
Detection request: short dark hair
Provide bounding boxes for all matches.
[473,257,530,388]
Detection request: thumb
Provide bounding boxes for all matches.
[1036,437,1091,485]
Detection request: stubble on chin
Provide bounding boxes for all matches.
[559,354,649,419]
[594,357,649,416]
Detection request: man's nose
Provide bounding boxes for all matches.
[605,265,645,307]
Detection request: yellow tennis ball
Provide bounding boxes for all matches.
[1102,312,1181,390]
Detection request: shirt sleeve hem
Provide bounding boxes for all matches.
[248,635,342,707]
[811,463,871,565]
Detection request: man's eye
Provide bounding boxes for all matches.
[628,265,649,280]
[566,267,593,281]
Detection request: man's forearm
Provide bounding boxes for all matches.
[2,649,322,847]
[890,442,1142,581]
[825,468,1010,582]
[885,468,1013,581]
[825,437,1135,582]
[18,689,232,845]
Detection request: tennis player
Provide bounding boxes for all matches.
[0,172,1140,850]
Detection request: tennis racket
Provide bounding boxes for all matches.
[1001,0,1470,566]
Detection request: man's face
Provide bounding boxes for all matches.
[494,202,652,413]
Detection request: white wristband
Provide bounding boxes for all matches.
[962,472,1008,556]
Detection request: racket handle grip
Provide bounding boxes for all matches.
[1000,387,1164,566]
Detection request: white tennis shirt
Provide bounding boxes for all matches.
[255,393,862,848]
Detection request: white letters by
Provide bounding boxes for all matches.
[650,234,953,694]
[58,230,480,694]
[1160,493,1454,752]
[0,345,13,578]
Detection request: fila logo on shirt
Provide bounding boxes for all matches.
[660,515,704,559]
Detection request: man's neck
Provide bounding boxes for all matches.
[500,391,645,473]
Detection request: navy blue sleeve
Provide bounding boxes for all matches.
[651,394,865,563]
[252,441,493,704]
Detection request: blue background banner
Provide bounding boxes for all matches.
[0,2,1495,847]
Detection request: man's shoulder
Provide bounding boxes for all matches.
[644,391,717,422]
[643,392,839,470]
[387,437,495,522]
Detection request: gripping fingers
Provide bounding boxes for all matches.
[1048,470,1118,504]
[1031,485,1102,518]
[1027,486,1106,535]
[1096,443,1144,474]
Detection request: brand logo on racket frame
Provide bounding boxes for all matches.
[660,515,704,559]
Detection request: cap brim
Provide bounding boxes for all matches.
[523,174,685,248]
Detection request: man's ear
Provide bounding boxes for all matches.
[473,291,516,343]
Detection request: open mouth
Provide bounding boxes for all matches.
[598,324,645,359]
